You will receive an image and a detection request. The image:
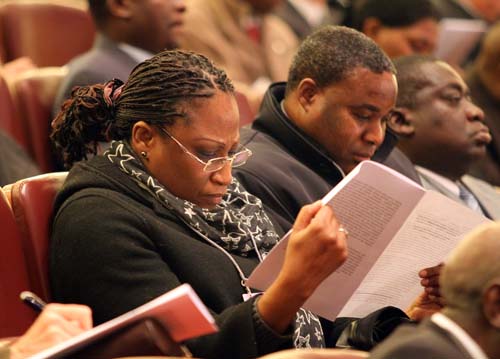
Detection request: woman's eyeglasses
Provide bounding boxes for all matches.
[159,127,252,172]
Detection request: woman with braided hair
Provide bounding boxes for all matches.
[50,50,348,358]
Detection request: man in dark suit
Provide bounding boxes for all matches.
[53,0,186,114]
[370,221,500,359]
[386,55,500,219]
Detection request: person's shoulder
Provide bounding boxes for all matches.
[239,126,302,175]
[55,157,142,216]
[462,174,500,195]
[369,321,461,359]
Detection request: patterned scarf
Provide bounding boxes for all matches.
[106,140,325,348]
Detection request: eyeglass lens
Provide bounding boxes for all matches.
[205,150,250,172]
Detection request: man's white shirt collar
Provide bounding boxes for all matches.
[431,313,489,359]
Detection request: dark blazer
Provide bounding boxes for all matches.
[370,319,474,359]
[53,35,140,115]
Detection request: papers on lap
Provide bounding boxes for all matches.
[247,161,489,321]
[31,283,217,359]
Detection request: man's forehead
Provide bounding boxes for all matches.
[419,61,465,92]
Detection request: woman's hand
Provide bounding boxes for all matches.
[257,201,348,333]
[280,201,348,298]
[10,303,92,359]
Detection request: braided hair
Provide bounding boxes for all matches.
[51,50,234,168]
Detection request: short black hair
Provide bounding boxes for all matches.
[393,55,438,108]
[286,25,395,93]
[354,0,439,30]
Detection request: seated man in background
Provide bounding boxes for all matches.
[370,221,500,359]
[354,0,439,59]
[181,0,298,111]
[0,303,91,359]
[386,55,500,219]
[53,0,186,114]
[465,22,500,186]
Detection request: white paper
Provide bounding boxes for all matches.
[247,161,490,320]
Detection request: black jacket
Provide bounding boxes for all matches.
[50,155,292,359]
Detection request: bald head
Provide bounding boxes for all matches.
[442,222,500,315]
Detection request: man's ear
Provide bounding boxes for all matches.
[296,78,320,113]
[106,0,133,19]
[387,107,415,138]
[363,18,383,39]
[483,283,500,329]
[131,121,156,154]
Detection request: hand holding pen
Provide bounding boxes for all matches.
[10,292,92,359]
[20,291,47,312]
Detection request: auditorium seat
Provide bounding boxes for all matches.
[235,91,256,127]
[13,67,68,172]
[0,2,95,66]
[0,189,36,337]
[0,74,30,151]
[259,348,369,359]
[8,172,68,302]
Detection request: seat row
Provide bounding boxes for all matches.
[0,68,68,172]
[0,1,94,67]
[0,172,66,337]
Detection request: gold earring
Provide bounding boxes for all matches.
[140,151,148,159]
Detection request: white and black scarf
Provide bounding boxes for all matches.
[106,140,325,348]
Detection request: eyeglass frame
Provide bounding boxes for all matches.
[158,126,252,172]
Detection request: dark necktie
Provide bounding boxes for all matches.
[458,182,482,214]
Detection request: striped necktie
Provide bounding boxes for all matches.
[458,182,483,214]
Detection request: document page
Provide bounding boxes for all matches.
[339,190,489,317]
[248,161,426,320]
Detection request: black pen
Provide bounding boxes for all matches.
[20,291,47,313]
